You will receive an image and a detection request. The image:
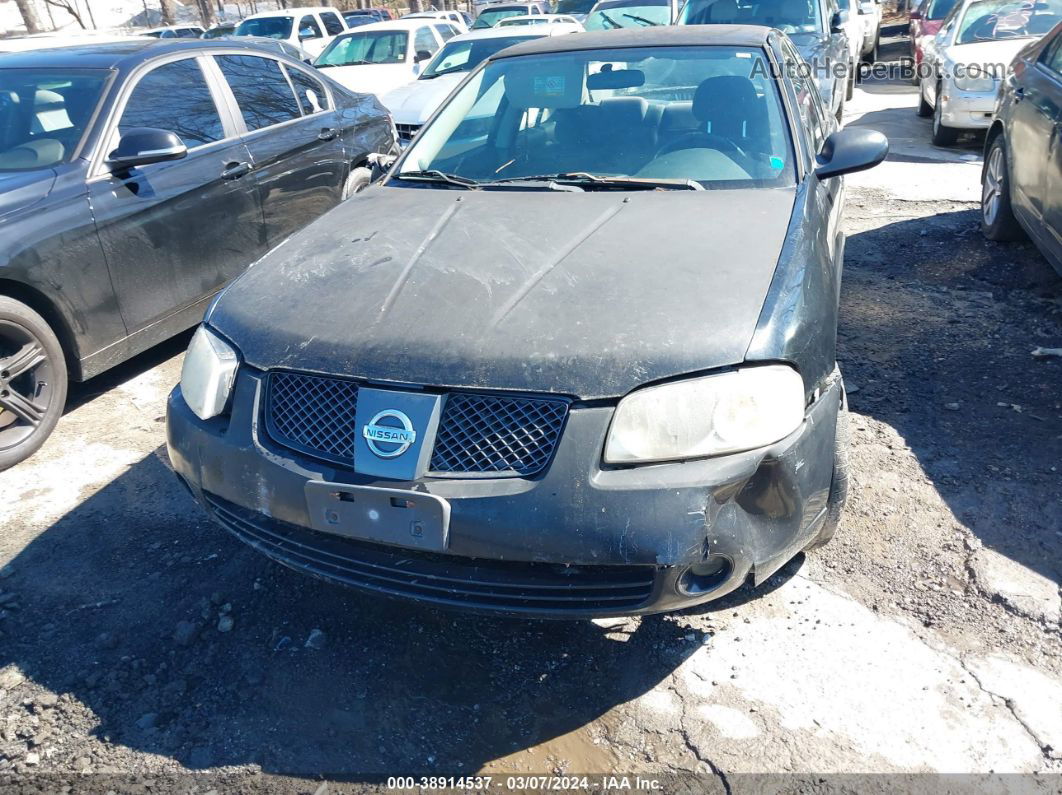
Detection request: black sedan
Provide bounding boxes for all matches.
[981,22,1062,275]
[0,39,395,469]
[167,27,887,618]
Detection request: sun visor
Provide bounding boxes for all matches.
[504,59,584,108]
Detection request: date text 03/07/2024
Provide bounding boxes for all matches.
[385,776,665,791]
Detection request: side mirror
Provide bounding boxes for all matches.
[814,127,889,180]
[107,128,187,169]
[830,9,848,31]
[415,49,433,62]
[368,151,398,181]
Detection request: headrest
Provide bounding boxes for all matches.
[0,138,64,169]
[692,75,759,121]
[504,59,584,108]
[707,0,739,21]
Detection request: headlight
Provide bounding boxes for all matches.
[604,365,805,464]
[953,70,997,93]
[180,325,239,420]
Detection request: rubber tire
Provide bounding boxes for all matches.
[806,398,850,550]
[931,90,960,146]
[916,82,933,117]
[341,165,372,199]
[981,135,1026,242]
[0,297,67,472]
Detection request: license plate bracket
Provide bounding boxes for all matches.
[304,481,450,552]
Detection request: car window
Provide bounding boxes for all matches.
[782,38,825,153]
[1043,34,1062,73]
[234,16,293,39]
[286,65,330,114]
[421,34,534,77]
[320,11,346,35]
[316,30,409,65]
[956,0,1062,43]
[435,23,457,39]
[299,15,324,39]
[0,68,108,170]
[926,0,957,17]
[216,55,302,131]
[401,45,796,188]
[585,0,672,29]
[414,25,440,56]
[118,58,224,149]
[472,6,531,26]
[679,0,824,33]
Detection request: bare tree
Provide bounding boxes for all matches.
[195,0,217,26]
[159,0,178,25]
[43,0,87,27]
[14,0,44,33]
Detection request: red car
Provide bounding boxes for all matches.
[909,0,959,76]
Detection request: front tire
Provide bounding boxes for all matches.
[0,297,67,471]
[341,165,372,199]
[806,399,850,550]
[981,135,1025,241]
[932,89,959,145]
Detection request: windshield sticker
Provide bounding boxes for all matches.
[534,75,566,97]
[769,156,785,170]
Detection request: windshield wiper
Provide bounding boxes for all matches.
[622,12,659,25]
[420,67,468,79]
[597,11,622,27]
[392,169,478,188]
[495,172,704,190]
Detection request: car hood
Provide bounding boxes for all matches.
[943,38,1032,68]
[210,186,796,399]
[380,73,465,123]
[316,63,414,96]
[0,169,56,220]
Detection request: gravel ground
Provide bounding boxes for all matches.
[0,30,1059,793]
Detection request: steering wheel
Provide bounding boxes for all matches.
[654,132,751,166]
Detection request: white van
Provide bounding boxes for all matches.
[234,7,348,57]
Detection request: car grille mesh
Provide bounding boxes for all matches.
[264,372,568,477]
[429,392,567,476]
[394,123,421,141]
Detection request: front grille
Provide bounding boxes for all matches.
[205,494,655,614]
[263,372,568,478]
[395,123,421,141]
[430,392,567,476]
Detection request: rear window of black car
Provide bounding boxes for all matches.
[217,54,302,131]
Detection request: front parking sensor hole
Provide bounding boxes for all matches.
[678,556,734,596]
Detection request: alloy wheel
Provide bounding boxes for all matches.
[0,319,55,453]
[982,144,1004,226]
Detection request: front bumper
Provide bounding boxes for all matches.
[167,369,841,618]
[940,88,999,130]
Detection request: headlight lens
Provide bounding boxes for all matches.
[953,70,997,93]
[180,325,239,420]
[604,365,805,464]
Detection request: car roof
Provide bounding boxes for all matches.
[337,18,436,32]
[0,37,302,69]
[491,24,771,57]
[449,25,549,40]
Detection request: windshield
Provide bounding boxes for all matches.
[316,30,409,66]
[421,35,535,77]
[554,0,598,11]
[926,0,958,17]
[473,7,530,27]
[397,45,795,189]
[0,68,107,171]
[955,0,1061,42]
[585,0,672,28]
[234,16,293,39]
[678,0,823,34]
[500,16,550,23]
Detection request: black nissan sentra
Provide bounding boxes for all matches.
[167,27,888,617]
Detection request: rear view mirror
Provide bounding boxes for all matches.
[587,69,645,90]
[814,127,889,179]
[107,127,187,169]
[830,9,848,31]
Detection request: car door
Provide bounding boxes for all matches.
[1008,36,1062,226]
[212,53,347,246]
[1036,36,1062,261]
[87,55,265,340]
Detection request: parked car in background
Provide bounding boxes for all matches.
[381,25,578,143]
[836,0,863,96]
[918,0,1061,144]
[981,21,1062,274]
[472,2,550,27]
[583,0,679,28]
[404,10,472,31]
[0,38,395,470]
[238,35,315,62]
[343,13,380,27]
[142,25,205,38]
[344,7,395,22]
[496,13,584,29]
[551,0,598,20]
[167,26,887,619]
[858,0,882,61]
[679,0,852,122]
[201,22,237,38]
[909,0,960,75]
[234,7,348,57]
[314,19,457,95]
